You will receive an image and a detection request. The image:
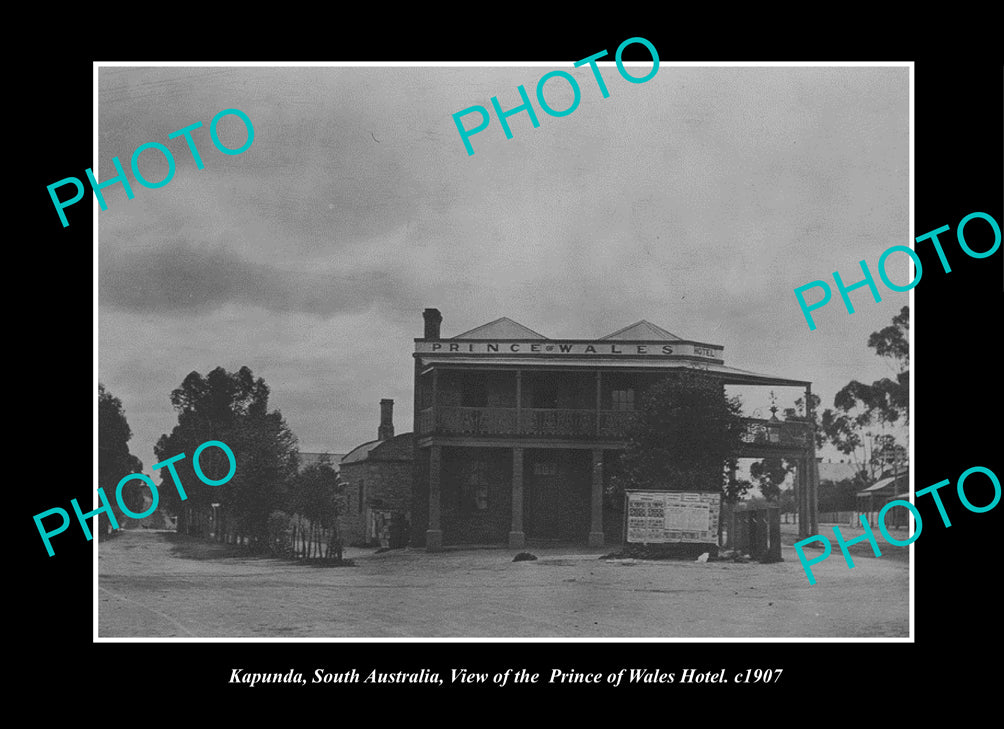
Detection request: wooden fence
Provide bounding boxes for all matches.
[201,512,343,561]
[778,511,855,525]
[818,511,857,525]
[285,522,342,560]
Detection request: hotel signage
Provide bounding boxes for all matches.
[625,491,721,544]
[415,341,723,360]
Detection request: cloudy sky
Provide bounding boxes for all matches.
[97,64,910,471]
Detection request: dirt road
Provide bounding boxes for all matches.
[98,529,909,638]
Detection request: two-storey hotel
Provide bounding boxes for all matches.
[411,308,819,550]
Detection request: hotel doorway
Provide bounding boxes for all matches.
[526,450,590,541]
[528,452,561,538]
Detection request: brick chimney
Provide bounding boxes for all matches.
[423,308,442,340]
[378,398,394,441]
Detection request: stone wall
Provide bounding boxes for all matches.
[339,434,413,547]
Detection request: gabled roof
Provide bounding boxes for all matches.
[600,320,682,341]
[453,317,548,340]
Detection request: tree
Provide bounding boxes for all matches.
[154,366,299,551]
[289,456,344,560]
[722,458,754,504]
[872,433,908,473]
[820,306,909,482]
[749,457,791,502]
[608,370,747,501]
[98,384,144,536]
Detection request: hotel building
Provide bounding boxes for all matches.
[411,309,818,550]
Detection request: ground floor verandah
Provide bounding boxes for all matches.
[413,444,614,550]
[411,441,821,550]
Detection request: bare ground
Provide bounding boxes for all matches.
[98,527,909,638]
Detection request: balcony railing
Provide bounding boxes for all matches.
[599,410,639,437]
[419,406,639,438]
[419,407,813,450]
[522,408,595,436]
[435,406,520,436]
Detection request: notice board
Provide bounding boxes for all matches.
[625,491,721,544]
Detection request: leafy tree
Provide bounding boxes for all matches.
[154,366,299,551]
[820,306,909,482]
[873,434,907,472]
[266,510,294,556]
[749,457,791,502]
[608,370,746,501]
[289,456,344,559]
[98,384,144,536]
[722,458,753,504]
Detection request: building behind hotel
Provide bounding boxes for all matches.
[339,399,413,547]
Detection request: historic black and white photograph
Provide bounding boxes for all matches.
[94,61,911,639]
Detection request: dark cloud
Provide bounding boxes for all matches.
[97,65,910,466]
[100,239,405,317]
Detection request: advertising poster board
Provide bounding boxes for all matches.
[625,491,720,544]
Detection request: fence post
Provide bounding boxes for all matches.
[749,511,762,561]
[766,507,782,562]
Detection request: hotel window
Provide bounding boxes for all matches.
[611,389,635,411]
[533,460,557,476]
[530,377,559,409]
[461,378,488,407]
[463,460,489,512]
[358,480,365,513]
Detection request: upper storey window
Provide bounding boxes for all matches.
[611,389,635,411]
[461,379,488,407]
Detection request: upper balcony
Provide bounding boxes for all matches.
[417,406,638,439]
[418,405,813,452]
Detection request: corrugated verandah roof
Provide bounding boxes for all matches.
[417,356,809,387]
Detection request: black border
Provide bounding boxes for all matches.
[24,25,1002,711]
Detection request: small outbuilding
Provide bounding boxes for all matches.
[856,471,910,528]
